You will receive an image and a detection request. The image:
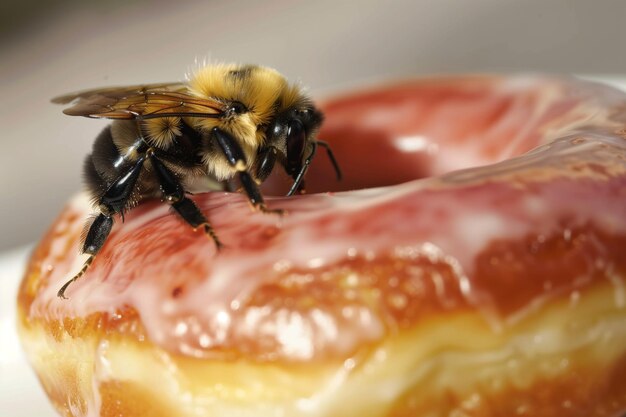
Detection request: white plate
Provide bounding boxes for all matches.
[0,246,57,417]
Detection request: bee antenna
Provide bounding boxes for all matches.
[316,140,342,181]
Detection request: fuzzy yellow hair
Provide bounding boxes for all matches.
[186,64,288,148]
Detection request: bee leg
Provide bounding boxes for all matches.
[212,127,282,215]
[58,155,147,299]
[254,146,279,182]
[57,213,113,299]
[238,171,283,215]
[286,141,317,197]
[148,152,223,249]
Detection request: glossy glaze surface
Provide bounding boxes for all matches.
[20,75,626,363]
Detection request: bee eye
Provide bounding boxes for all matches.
[229,101,247,114]
[286,120,306,175]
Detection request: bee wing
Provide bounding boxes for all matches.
[52,83,224,119]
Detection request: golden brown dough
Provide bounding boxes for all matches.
[18,75,626,416]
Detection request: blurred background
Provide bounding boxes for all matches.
[2,0,626,251]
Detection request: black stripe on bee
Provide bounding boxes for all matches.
[227,65,256,81]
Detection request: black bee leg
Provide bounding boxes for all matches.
[238,171,283,215]
[212,128,282,215]
[286,141,318,196]
[58,155,147,299]
[254,146,279,182]
[57,213,113,298]
[148,152,223,249]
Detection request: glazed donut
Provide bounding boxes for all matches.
[17,75,626,417]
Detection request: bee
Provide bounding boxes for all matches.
[53,63,341,299]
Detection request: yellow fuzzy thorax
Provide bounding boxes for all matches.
[187,64,293,147]
[189,64,287,119]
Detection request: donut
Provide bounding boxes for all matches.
[17,75,626,417]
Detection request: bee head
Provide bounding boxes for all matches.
[262,106,323,193]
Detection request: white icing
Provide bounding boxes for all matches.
[26,75,626,362]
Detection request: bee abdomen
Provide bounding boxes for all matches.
[83,125,152,209]
[90,125,122,177]
[83,154,107,205]
[83,127,117,202]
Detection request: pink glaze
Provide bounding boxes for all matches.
[27,75,626,361]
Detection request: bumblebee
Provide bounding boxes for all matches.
[53,63,341,298]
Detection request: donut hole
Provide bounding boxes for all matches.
[263,76,565,195]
